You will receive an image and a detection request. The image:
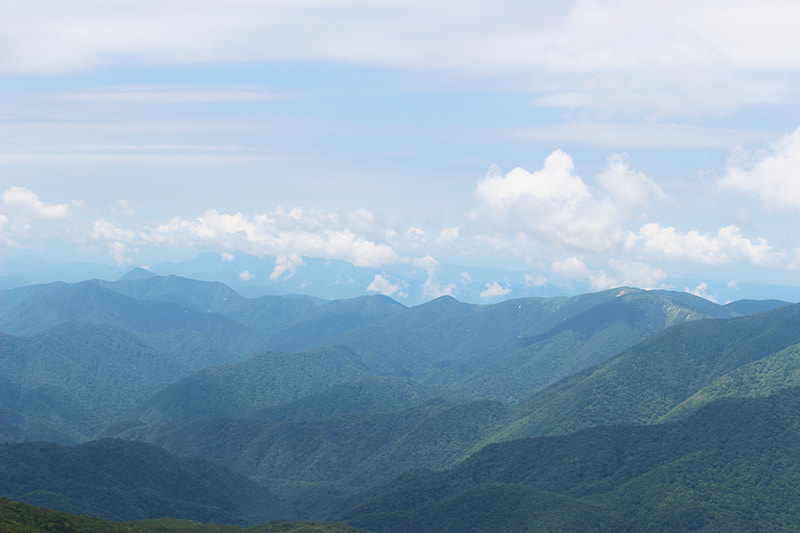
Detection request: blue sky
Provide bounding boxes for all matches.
[2,0,799,303]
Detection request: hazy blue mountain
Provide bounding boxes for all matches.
[123,347,372,425]
[724,298,792,315]
[118,267,158,280]
[0,321,188,444]
[0,276,29,291]
[339,388,800,533]
[100,274,407,351]
[0,281,269,371]
[309,287,738,402]
[0,438,287,525]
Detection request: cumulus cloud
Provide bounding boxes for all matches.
[525,273,547,287]
[148,207,401,268]
[3,186,71,220]
[552,257,619,290]
[550,256,667,291]
[91,218,137,265]
[480,281,511,299]
[238,270,254,281]
[413,255,455,299]
[685,282,717,303]
[633,223,775,265]
[473,150,661,253]
[607,259,668,289]
[366,273,407,298]
[270,254,305,281]
[719,125,800,210]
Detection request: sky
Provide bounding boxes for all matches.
[1,0,800,303]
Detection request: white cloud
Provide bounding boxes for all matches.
[719,125,800,210]
[480,281,511,299]
[271,254,305,281]
[634,223,775,265]
[366,273,406,298]
[524,273,547,287]
[472,150,661,253]
[596,154,664,207]
[91,218,135,242]
[238,270,254,281]
[439,226,460,240]
[685,282,717,303]
[607,259,667,290]
[552,257,620,290]
[90,218,137,266]
[3,186,71,220]
[221,251,234,262]
[407,227,428,242]
[4,1,799,111]
[149,207,402,268]
[413,255,455,299]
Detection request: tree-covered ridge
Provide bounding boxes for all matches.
[0,439,287,526]
[339,387,800,532]
[0,277,404,444]
[502,302,800,440]
[121,347,372,425]
[97,274,407,352]
[0,498,371,533]
[0,321,188,444]
[104,399,515,518]
[307,287,738,402]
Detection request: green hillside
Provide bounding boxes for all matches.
[309,288,737,401]
[502,302,800,440]
[0,498,370,533]
[253,376,437,424]
[98,398,515,519]
[339,387,800,532]
[123,347,371,424]
[0,321,188,443]
[0,439,286,526]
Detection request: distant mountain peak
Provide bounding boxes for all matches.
[119,267,157,281]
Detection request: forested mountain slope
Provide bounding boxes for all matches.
[122,347,373,424]
[339,387,800,533]
[0,321,188,444]
[103,302,800,520]
[0,281,269,371]
[0,439,287,525]
[308,288,737,401]
[0,498,370,533]
[99,274,406,351]
[502,302,800,440]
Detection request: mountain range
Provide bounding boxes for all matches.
[2,270,799,530]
